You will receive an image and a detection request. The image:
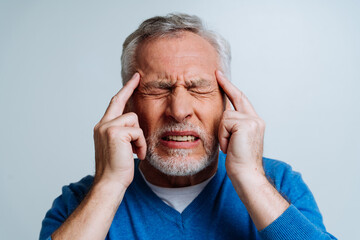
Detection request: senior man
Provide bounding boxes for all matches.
[40,13,336,240]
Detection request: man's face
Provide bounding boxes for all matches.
[132,31,224,176]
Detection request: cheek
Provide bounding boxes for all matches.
[133,98,166,137]
[194,96,224,134]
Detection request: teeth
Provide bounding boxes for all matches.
[166,135,196,142]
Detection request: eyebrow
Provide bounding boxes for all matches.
[141,78,212,90]
[185,78,212,88]
[142,80,174,90]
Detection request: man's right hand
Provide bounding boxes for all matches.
[93,72,146,188]
[52,73,146,240]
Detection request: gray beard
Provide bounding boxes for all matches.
[145,143,219,176]
[144,122,219,176]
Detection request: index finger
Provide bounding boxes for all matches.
[101,73,140,122]
[216,70,258,116]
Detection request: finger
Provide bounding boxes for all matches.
[216,70,258,116]
[218,111,240,154]
[105,126,147,160]
[132,133,147,161]
[218,120,230,154]
[124,127,147,160]
[98,113,146,160]
[101,73,140,122]
[225,97,232,111]
[218,117,247,154]
[99,112,140,132]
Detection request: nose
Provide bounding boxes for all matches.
[165,88,194,122]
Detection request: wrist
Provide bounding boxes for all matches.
[227,163,266,182]
[228,167,269,198]
[94,171,133,189]
[91,178,128,202]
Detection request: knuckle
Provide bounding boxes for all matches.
[247,118,265,130]
[222,110,234,119]
[98,124,107,135]
[259,119,266,128]
[133,127,143,138]
[222,110,230,119]
[105,126,118,138]
[239,91,247,100]
[93,123,101,138]
[234,98,242,108]
[93,123,100,132]
[247,120,258,129]
[110,95,121,104]
[126,112,138,121]
[238,91,244,99]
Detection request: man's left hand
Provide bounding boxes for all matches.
[216,70,289,231]
[216,70,266,179]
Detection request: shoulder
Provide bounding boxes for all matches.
[262,157,302,182]
[63,175,94,202]
[65,175,94,195]
[39,175,94,240]
[57,175,94,214]
[262,157,301,188]
[262,157,312,204]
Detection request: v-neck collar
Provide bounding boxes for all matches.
[132,152,227,224]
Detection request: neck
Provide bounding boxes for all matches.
[139,153,219,188]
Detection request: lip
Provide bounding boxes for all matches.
[160,131,201,149]
[161,131,200,138]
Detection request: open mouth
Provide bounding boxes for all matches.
[162,135,199,142]
[159,131,201,149]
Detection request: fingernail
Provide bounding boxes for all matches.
[133,72,139,78]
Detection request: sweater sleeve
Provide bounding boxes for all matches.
[258,158,337,240]
[39,176,93,240]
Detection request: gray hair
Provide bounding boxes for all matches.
[121,13,231,85]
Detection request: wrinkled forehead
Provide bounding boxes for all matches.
[135,32,220,84]
[139,76,217,90]
[136,31,219,60]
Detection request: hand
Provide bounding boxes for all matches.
[93,73,147,188]
[216,72,289,230]
[216,71,266,179]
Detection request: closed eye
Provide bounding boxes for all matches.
[188,85,216,95]
[189,89,211,94]
[140,88,170,97]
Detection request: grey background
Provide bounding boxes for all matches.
[1,0,359,239]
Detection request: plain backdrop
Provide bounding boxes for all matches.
[1,0,359,239]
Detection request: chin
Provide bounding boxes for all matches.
[144,121,220,176]
[145,147,219,176]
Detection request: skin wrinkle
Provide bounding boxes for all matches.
[134,33,222,80]
[137,80,221,176]
[145,121,219,176]
[132,32,224,186]
[139,78,216,95]
[246,129,263,163]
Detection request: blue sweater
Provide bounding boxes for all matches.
[40,152,336,239]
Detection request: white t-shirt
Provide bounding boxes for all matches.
[140,170,215,213]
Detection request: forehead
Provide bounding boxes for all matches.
[135,32,219,84]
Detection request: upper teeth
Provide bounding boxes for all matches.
[166,135,196,142]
